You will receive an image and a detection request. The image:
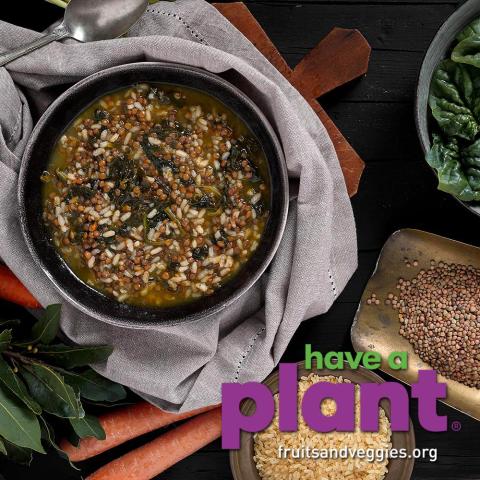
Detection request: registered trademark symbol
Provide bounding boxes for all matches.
[451,421,462,432]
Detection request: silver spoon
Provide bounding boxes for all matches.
[0,0,148,67]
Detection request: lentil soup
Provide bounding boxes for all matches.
[41,83,271,307]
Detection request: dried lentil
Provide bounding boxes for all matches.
[391,260,480,388]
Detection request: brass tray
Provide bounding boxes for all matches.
[351,228,480,421]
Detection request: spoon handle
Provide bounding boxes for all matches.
[0,24,71,67]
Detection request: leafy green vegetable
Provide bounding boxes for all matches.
[192,245,209,261]
[228,145,243,171]
[18,304,61,346]
[39,416,79,470]
[164,206,184,232]
[150,87,171,105]
[429,60,479,140]
[109,155,139,185]
[0,330,12,352]
[94,109,110,122]
[70,414,106,441]
[0,357,41,414]
[0,303,125,468]
[20,364,84,419]
[1,439,33,466]
[0,319,21,330]
[426,134,480,201]
[61,369,126,402]
[457,18,480,41]
[191,194,216,209]
[425,15,480,203]
[65,429,80,448]
[141,134,179,173]
[0,385,44,453]
[35,344,113,369]
[84,399,134,409]
[460,138,480,190]
[67,185,95,200]
[462,136,480,167]
[0,305,126,467]
[452,35,480,69]
[0,437,6,455]
[467,167,480,190]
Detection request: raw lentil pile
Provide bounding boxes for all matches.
[392,260,480,388]
[41,83,270,307]
[366,293,380,305]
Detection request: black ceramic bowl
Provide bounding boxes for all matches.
[415,0,480,217]
[19,62,289,327]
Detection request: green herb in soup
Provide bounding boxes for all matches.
[41,83,270,307]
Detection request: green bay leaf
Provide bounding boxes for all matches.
[70,414,105,441]
[0,437,7,455]
[20,364,84,419]
[2,438,33,466]
[19,304,61,346]
[0,384,44,453]
[0,330,12,353]
[0,357,41,414]
[39,416,79,470]
[36,343,113,368]
[62,368,126,402]
[0,319,21,329]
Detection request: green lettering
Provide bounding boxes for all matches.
[305,344,323,370]
[325,351,343,370]
[344,351,363,369]
[362,352,381,369]
[388,351,408,370]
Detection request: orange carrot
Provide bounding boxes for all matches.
[0,265,41,309]
[86,407,222,480]
[60,401,218,461]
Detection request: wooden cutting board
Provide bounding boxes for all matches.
[213,2,370,197]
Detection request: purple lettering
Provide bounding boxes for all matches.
[302,382,355,432]
[221,383,274,449]
[220,362,449,446]
[411,370,447,432]
[360,382,410,431]
[279,363,298,431]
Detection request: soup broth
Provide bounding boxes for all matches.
[42,83,270,307]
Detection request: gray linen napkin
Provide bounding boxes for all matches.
[0,0,357,411]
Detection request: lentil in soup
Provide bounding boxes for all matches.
[41,83,270,307]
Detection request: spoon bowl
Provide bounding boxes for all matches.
[64,0,148,42]
[0,0,148,67]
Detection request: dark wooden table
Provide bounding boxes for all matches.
[1,1,480,479]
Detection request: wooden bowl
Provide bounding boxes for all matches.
[415,0,480,217]
[230,361,416,480]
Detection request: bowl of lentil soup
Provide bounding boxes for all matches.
[19,62,288,326]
